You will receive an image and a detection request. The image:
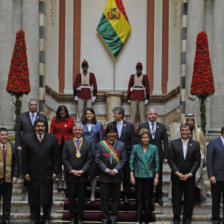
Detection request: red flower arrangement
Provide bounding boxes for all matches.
[6,30,31,130]
[6,29,30,95]
[190,31,215,97]
[190,31,215,134]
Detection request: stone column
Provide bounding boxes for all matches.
[0,0,14,128]
[105,92,123,122]
[208,0,224,130]
[185,0,205,115]
[21,0,39,111]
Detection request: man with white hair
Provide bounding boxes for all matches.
[138,108,169,206]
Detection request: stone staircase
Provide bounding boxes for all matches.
[2,164,215,223]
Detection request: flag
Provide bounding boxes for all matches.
[97,0,131,58]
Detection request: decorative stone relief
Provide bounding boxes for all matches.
[50,0,56,26]
[172,0,181,27]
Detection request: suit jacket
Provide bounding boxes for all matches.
[82,121,104,155]
[129,144,159,178]
[168,138,201,183]
[108,120,135,157]
[62,138,92,182]
[138,121,169,159]
[22,132,58,205]
[207,137,224,181]
[0,143,20,185]
[50,117,74,145]
[15,111,48,148]
[95,140,127,183]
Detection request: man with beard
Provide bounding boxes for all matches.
[22,119,58,224]
[96,125,126,224]
[127,62,150,124]
[73,60,97,121]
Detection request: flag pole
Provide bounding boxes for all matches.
[113,58,116,91]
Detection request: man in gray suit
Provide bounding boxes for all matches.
[207,127,224,224]
[15,99,48,192]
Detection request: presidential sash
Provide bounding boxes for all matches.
[100,140,120,163]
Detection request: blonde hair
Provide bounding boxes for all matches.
[139,128,151,138]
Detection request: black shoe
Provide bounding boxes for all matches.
[77,220,83,224]
[124,195,129,205]
[42,219,51,224]
[2,218,9,224]
[157,197,164,206]
[70,218,75,224]
[173,220,180,224]
[31,220,39,224]
[22,185,28,193]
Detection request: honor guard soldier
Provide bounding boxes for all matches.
[73,60,97,121]
[127,62,150,124]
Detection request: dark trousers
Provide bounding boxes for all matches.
[136,178,153,222]
[30,204,51,222]
[211,181,224,223]
[123,160,130,197]
[67,181,86,220]
[172,179,194,223]
[100,182,120,222]
[155,159,163,199]
[0,182,13,219]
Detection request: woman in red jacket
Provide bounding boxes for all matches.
[50,105,75,191]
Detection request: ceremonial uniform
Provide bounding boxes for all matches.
[73,60,97,121]
[127,62,150,124]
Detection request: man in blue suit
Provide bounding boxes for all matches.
[207,127,224,224]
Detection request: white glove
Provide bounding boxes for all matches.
[91,96,96,103]
[130,87,133,92]
[74,96,79,101]
[145,99,149,105]
[128,100,131,103]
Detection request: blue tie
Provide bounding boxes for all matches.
[77,139,80,146]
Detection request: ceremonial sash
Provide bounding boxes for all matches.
[100,140,120,163]
[0,142,12,183]
[72,138,83,151]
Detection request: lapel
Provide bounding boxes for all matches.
[83,124,88,133]
[177,138,185,161]
[185,138,193,161]
[26,111,33,127]
[138,145,149,171]
[120,120,127,138]
[217,138,224,159]
[154,122,160,139]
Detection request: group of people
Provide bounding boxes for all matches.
[0,97,223,224]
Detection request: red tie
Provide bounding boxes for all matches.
[2,145,6,156]
[39,135,42,142]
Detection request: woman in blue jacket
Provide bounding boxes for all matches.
[130,128,159,224]
[81,108,104,202]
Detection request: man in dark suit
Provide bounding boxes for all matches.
[0,127,19,224]
[207,127,224,224]
[107,107,134,205]
[96,125,127,224]
[168,123,201,224]
[62,122,92,224]
[138,108,169,205]
[15,99,48,192]
[22,119,58,224]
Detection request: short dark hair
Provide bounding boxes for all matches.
[82,108,97,124]
[106,124,117,134]
[0,127,8,133]
[221,127,224,135]
[34,119,46,127]
[113,107,124,119]
[56,105,70,120]
[180,123,190,131]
